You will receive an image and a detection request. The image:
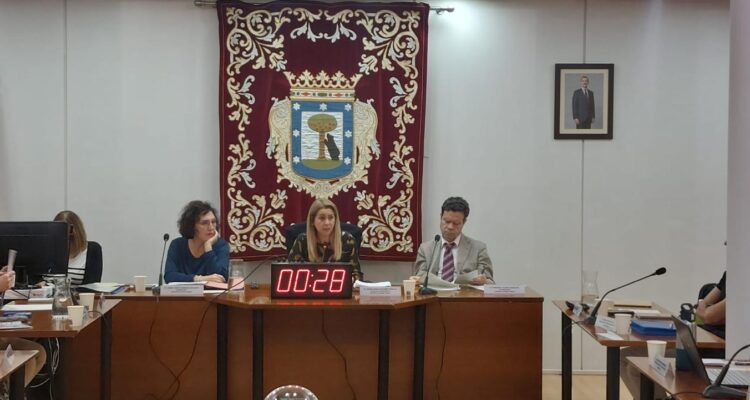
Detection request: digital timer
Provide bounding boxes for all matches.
[270,262,353,299]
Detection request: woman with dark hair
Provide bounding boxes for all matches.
[54,210,103,287]
[164,200,228,283]
[287,199,362,281]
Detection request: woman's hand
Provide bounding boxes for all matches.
[204,231,220,252]
[194,273,226,283]
[0,273,10,292]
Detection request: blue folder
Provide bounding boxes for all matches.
[630,319,676,336]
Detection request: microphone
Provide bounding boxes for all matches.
[419,235,441,295]
[152,233,170,295]
[703,344,750,399]
[585,267,667,324]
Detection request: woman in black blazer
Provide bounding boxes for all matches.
[54,211,103,287]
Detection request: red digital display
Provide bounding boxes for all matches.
[271,263,353,299]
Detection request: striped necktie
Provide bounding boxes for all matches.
[441,242,456,282]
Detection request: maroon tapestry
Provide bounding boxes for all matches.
[218,0,429,261]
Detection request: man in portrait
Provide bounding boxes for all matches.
[572,75,595,129]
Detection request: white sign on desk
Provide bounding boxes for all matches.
[652,354,673,378]
[360,286,401,298]
[595,316,617,332]
[1,344,14,369]
[160,284,204,296]
[484,285,526,296]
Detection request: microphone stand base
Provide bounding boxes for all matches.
[703,385,746,399]
[152,286,161,295]
[419,287,437,295]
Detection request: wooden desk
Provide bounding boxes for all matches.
[0,299,120,400]
[0,349,39,400]
[214,286,544,400]
[553,300,724,400]
[107,288,542,400]
[627,356,747,400]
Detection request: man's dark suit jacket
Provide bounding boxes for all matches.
[572,88,595,128]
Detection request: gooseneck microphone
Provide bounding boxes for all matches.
[153,233,170,295]
[585,267,667,324]
[419,235,441,295]
[703,343,750,399]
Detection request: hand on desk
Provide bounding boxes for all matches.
[470,275,487,285]
[194,273,226,283]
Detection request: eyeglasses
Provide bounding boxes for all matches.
[197,220,217,228]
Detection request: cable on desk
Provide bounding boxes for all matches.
[144,294,181,400]
[562,320,586,335]
[321,309,356,400]
[149,257,278,399]
[665,391,704,399]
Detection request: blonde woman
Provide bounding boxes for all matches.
[288,199,362,281]
[54,210,102,288]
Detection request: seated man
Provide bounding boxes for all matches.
[412,197,494,285]
[0,268,47,389]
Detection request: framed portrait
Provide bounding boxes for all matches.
[554,63,614,140]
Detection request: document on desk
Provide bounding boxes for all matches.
[455,271,480,285]
[77,282,127,293]
[423,274,460,291]
[353,280,391,289]
[596,332,624,341]
[2,303,52,312]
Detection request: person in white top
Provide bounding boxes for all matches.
[53,211,102,288]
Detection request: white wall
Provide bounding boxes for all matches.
[0,0,730,372]
[727,0,750,356]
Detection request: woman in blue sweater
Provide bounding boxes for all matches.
[164,200,229,283]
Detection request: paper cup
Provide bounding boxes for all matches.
[614,313,631,335]
[79,293,95,311]
[134,275,146,293]
[68,305,85,326]
[647,340,667,365]
[402,279,416,298]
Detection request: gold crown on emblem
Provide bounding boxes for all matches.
[284,70,362,90]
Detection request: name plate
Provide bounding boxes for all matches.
[160,284,204,296]
[1,344,14,369]
[360,286,401,298]
[484,285,526,296]
[652,354,673,377]
[595,316,617,332]
[573,303,584,317]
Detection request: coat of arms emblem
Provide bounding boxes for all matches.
[268,70,380,199]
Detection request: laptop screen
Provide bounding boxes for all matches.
[672,316,712,384]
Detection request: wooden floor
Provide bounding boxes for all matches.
[542,374,634,400]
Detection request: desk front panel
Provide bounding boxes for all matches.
[110,297,217,400]
[424,300,543,399]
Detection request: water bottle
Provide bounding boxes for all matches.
[581,270,599,305]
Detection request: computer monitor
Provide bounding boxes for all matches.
[0,221,70,284]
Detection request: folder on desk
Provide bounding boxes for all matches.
[630,319,676,336]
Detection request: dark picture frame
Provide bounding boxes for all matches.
[554,63,614,140]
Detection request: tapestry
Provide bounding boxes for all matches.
[218,0,429,261]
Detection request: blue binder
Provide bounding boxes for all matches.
[630,319,676,336]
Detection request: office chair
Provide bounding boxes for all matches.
[264,384,318,400]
